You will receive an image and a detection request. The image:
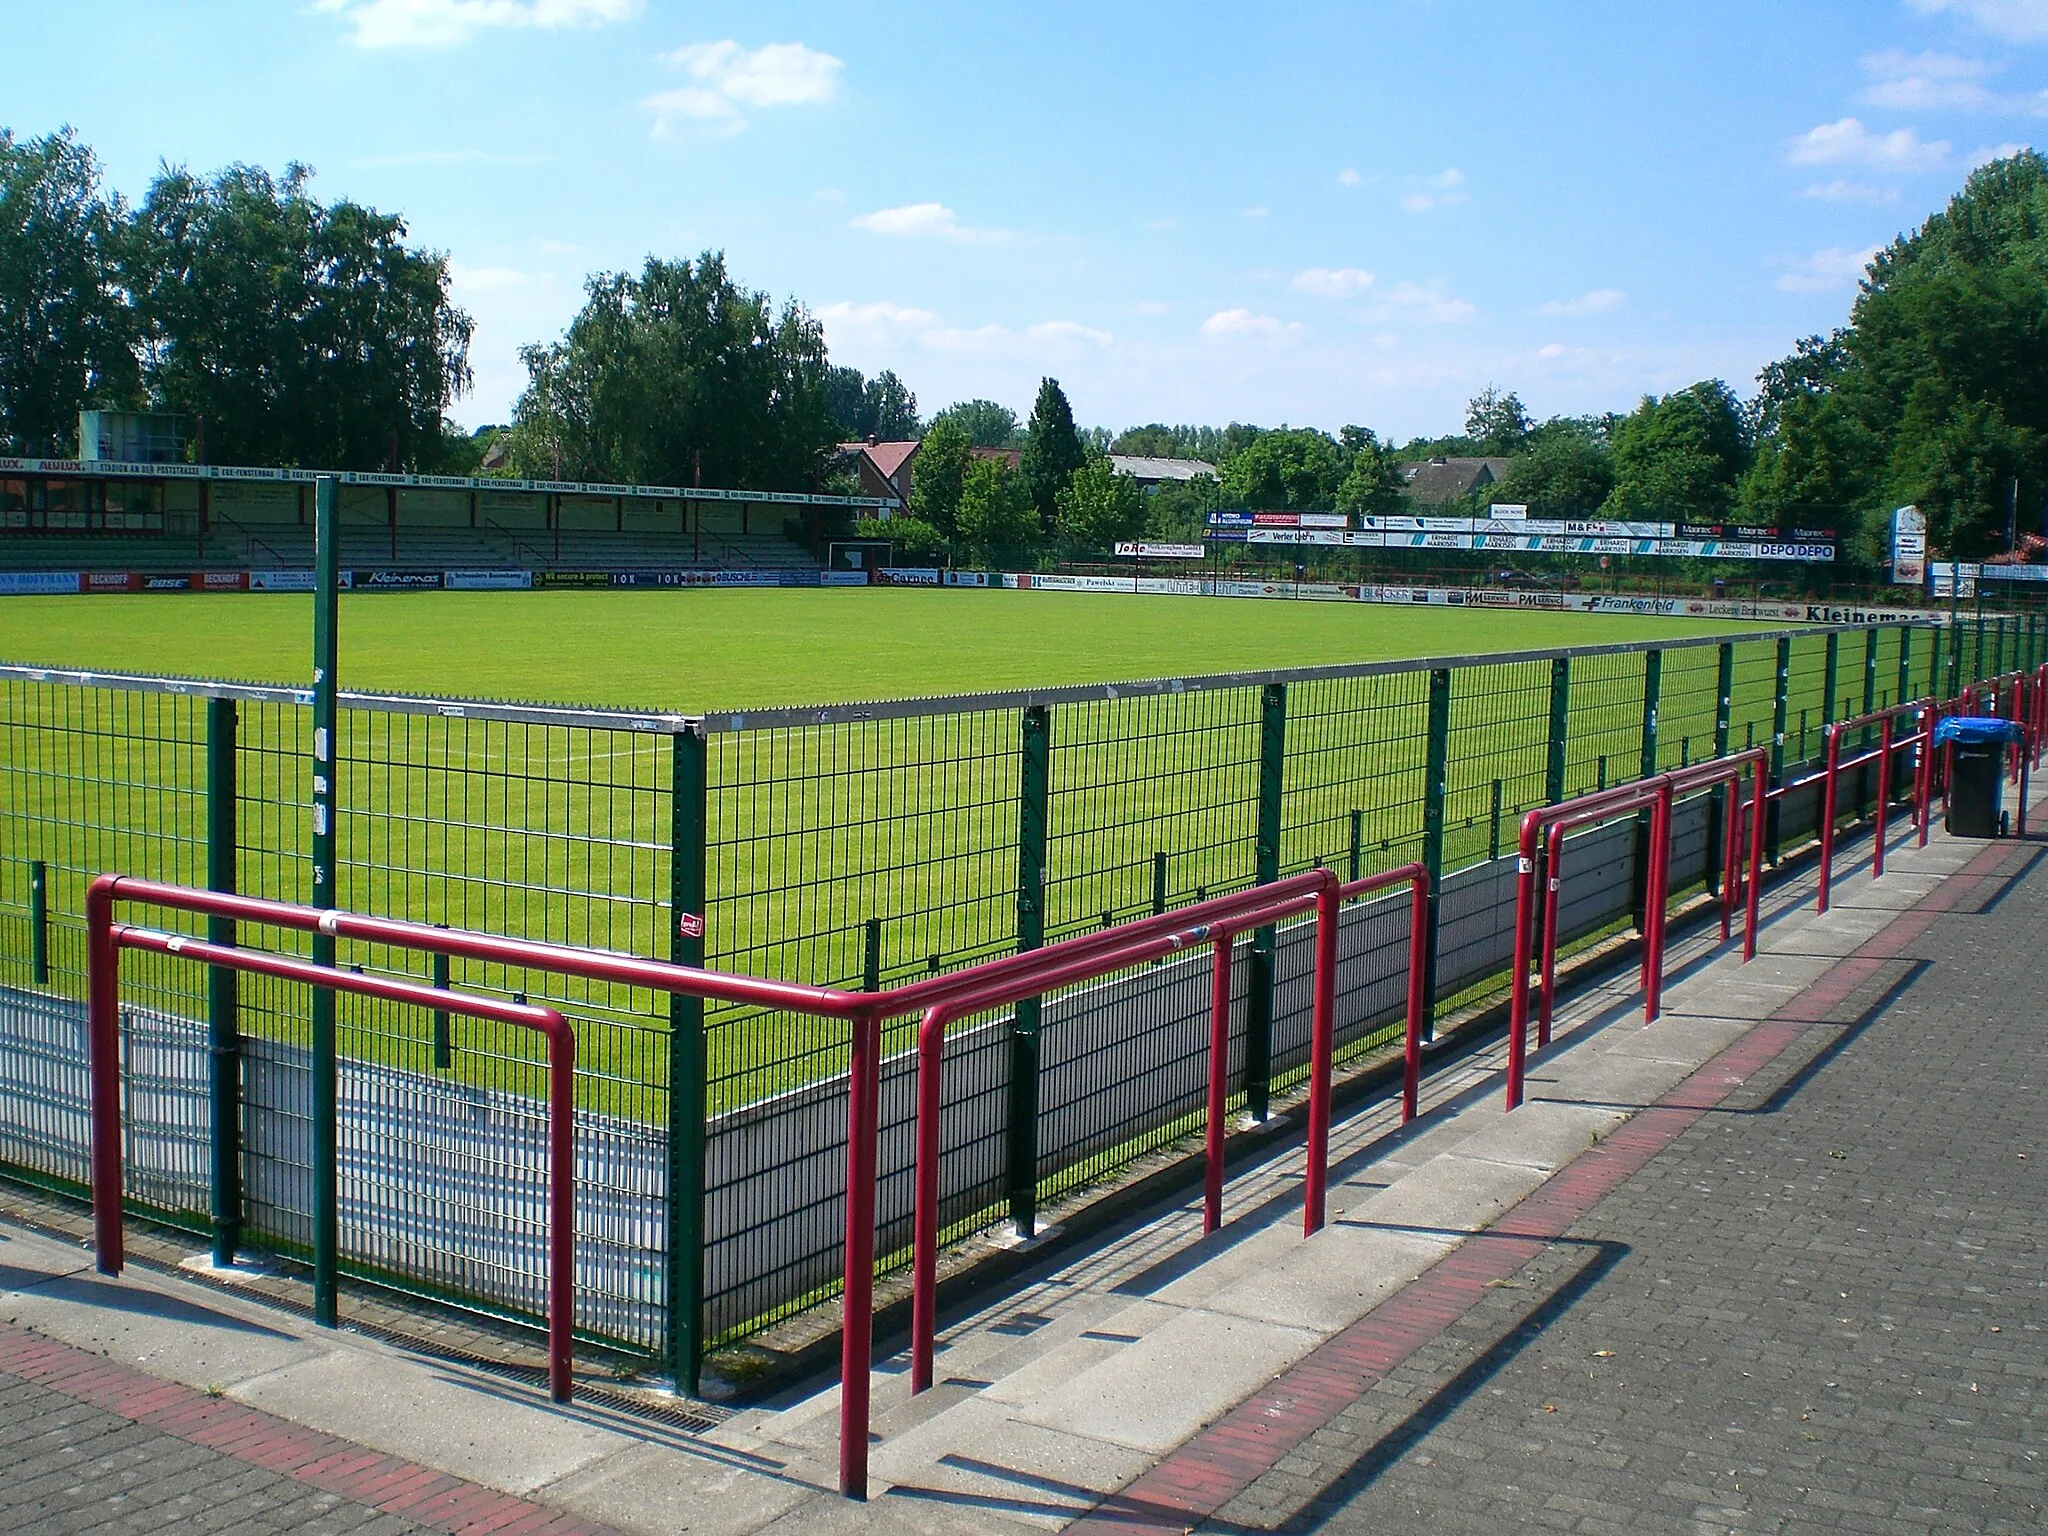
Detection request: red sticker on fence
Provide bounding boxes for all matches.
[677,912,706,940]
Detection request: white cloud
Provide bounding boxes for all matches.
[1336,168,1365,186]
[1201,309,1302,339]
[1537,343,1570,359]
[1532,288,1626,318]
[1802,178,1902,202]
[644,40,842,133]
[1400,169,1467,212]
[1908,1,2048,44]
[1789,117,1951,169]
[848,202,1007,243]
[817,302,1108,357]
[1415,168,1465,188]
[316,0,636,49]
[1776,245,1883,292]
[1363,281,1477,324]
[1239,204,1271,218]
[1292,267,1376,297]
[1026,320,1113,345]
[1861,49,2048,114]
[1972,139,2037,165]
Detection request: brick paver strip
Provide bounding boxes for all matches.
[0,1321,622,1536]
[1072,836,2023,1533]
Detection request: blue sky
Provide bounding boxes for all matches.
[4,1,2044,440]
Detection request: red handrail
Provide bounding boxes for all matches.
[1507,778,1671,1111]
[87,907,578,1404]
[905,862,1429,1396]
[1817,701,1933,912]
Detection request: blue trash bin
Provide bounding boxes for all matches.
[1933,716,2023,838]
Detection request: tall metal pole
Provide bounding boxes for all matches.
[311,476,341,1327]
[668,724,709,1394]
[1009,704,1051,1232]
[206,696,241,1269]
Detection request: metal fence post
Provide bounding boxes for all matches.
[668,723,709,1394]
[1244,684,1286,1118]
[1822,631,1840,733]
[1930,624,1945,702]
[310,476,341,1328]
[206,695,241,1270]
[1633,650,1661,929]
[1949,616,1963,697]
[1859,627,1878,817]
[1420,669,1450,1035]
[28,859,48,986]
[1769,636,1792,863]
[1706,641,1734,895]
[1009,704,1051,1231]
[1897,626,1914,709]
[1545,657,1569,805]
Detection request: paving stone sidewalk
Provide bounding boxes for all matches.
[0,1368,433,1536]
[1189,838,2048,1535]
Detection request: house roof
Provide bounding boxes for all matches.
[1108,455,1219,483]
[1398,456,1514,505]
[970,446,1023,469]
[840,440,921,480]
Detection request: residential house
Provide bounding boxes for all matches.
[1398,456,1514,506]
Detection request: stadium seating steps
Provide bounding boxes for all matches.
[0,524,823,574]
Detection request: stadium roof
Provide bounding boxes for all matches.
[1109,455,1219,483]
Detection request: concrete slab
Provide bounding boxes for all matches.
[976,1300,1178,1407]
[1523,1049,1695,1111]
[1192,1225,1453,1333]
[870,1398,1155,1529]
[1442,1101,1627,1173]
[537,1438,824,1536]
[229,1347,633,1493]
[1339,1152,1551,1239]
[1596,1012,1753,1065]
[1007,1306,1319,1453]
[0,1266,320,1390]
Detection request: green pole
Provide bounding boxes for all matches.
[1859,627,1879,817]
[1544,657,1570,805]
[667,724,709,1393]
[1768,635,1791,863]
[1244,684,1286,1118]
[206,696,241,1269]
[1634,650,1662,930]
[28,859,47,986]
[1897,626,1913,707]
[1420,668,1451,1035]
[1009,704,1051,1230]
[310,476,340,1328]
[1929,624,1944,703]
[1706,641,1734,896]
[1822,631,1840,733]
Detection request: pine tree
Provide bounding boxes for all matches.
[1021,377,1086,530]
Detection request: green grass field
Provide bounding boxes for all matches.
[0,588,1745,710]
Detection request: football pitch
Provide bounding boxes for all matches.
[0,587,1744,710]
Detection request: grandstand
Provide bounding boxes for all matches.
[0,457,887,575]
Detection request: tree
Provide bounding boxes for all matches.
[1334,426,1405,515]
[956,455,1039,563]
[1021,377,1086,528]
[1495,427,1616,518]
[1602,381,1749,519]
[1111,422,1258,462]
[1464,386,1531,455]
[130,161,471,470]
[1219,427,1347,509]
[1054,456,1145,553]
[908,416,972,538]
[931,398,1019,448]
[509,250,835,489]
[826,365,920,440]
[0,127,138,455]
[853,512,948,564]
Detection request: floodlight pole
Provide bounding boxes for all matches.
[311,476,341,1326]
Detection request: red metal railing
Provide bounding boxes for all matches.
[905,864,1428,1397]
[1508,747,1773,1113]
[86,888,579,1403]
[81,865,1430,1499]
[1817,703,1934,912]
